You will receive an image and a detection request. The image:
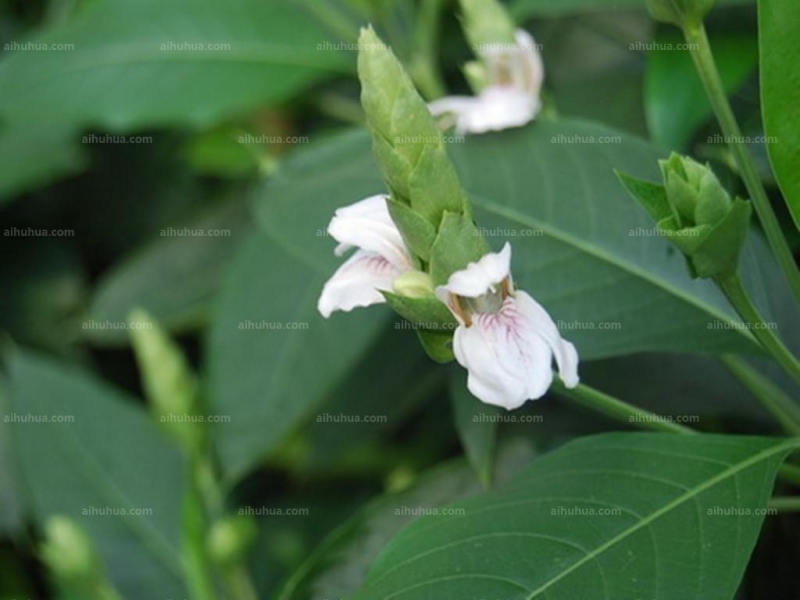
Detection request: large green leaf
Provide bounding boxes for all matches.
[759,0,800,229]
[0,0,352,198]
[6,350,188,599]
[511,0,752,18]
[0,122,86,202]
[86,199,250,344]
[354,433,796,600]
[206,230,389,483]
[0,0,350,130]
[256,123,779,360]
[646,31,758,151]
[278,440,536,600]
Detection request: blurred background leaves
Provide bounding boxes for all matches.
[1,0,797,598]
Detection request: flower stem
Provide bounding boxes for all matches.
[683,22,800,302]
[550,379,800,486]
[716,274,800,384]
[768,496,800,512]
[720,354,800,436]
[550,380,695,435]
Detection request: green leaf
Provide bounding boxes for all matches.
[615,170,671,222]
[511,0,752,18]
[450,367,501,488]
[645,31,758,151]
[759,0,800,229]
[354,433,796,600]
[277,440,536,600]
[0,122,86,203]
[429,212,491,286]
[6,350,188,599]
[0,0,351,130]
[207,230,389,483]
[0,374,23,535]
[85,200,249,344]
[257,123,781,360]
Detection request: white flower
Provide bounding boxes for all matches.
[436,243,579,409]
[318,194,414,318]
[428,29,544,135]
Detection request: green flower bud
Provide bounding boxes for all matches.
[646,0,717,27]
[460,0,517,51]
[463,61,490,94]
[41,516,121,600]
[659,153,731,228]
[617,155,752,280]
[392,271,436,299]
[207,514,258,568]
[358,26,469,244]
[128,308,202,453]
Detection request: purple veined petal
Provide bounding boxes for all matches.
[452,296,555,410]
[317,249,407,318]
[327,194,411,269]
[514,290,580,388]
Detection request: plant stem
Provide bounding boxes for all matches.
[551,380,696,435]
[551,379,800,486]
[716,274,800,384]
[768,496,800,512]
[720,354,800,435]
[683,22,800,302]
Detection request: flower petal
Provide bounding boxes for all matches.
[464,87,538,133]
[327,194,411,269]
[514,290,580,388]
[513,30,544,99]
[317,250,405,318]
[452,296,555,410]
[436,242,512,302]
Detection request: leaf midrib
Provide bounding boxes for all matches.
[471,196,755,347]
[524,438,798,598]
